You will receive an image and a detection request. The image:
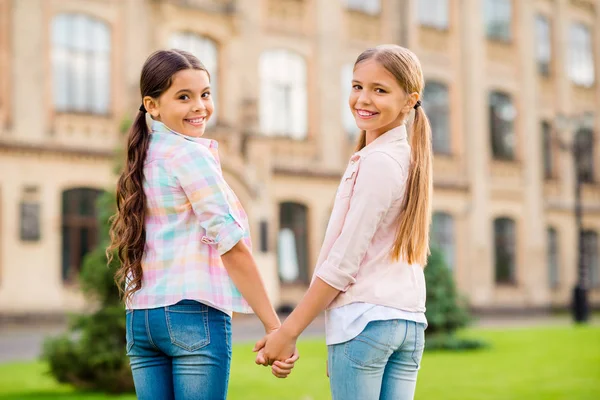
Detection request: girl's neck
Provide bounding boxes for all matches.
[365,120,405,146]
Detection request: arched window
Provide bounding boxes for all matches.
[260,50,307,139]
[575,129,595,183]
[52,14,111,114]
[423,82,450,154]
[489,91,516,160]
[278,202,309,284]
[494,217,516,284]
[61,188,102,282]
[547,227,559,288]
[431,212,455,271]
[569,23,595,87]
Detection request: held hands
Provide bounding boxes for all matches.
[253,327,299,378]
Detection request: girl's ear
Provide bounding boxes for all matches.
[143,96,159,118]
[402,92,420,114]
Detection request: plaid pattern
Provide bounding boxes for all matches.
[128,120,252,314]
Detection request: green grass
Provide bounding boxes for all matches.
[0,325,598,400]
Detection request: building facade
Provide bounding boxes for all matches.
[0,0,599,314]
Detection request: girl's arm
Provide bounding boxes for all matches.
[255,153,403,365]
[221,241,281,333]
[224,241,301,377]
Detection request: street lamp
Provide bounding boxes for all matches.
[554,111,595,323]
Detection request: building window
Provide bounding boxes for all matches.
[61,188,102,282]
[341,63,357,139]
[423,82,451,154]
[344,0,381,15]
[494,217,516,284]
[418,0,449,29]
[575,129,595,183]
[489,91,516,160]
[542,121,554,179]
[535,15,551,76]
[169,33,219,126]
[52,14,111,114]
[278,202,309,284]
[484,0,512,41]
[431,212,455,271]
[568,23,595,87]
[582,230,599,288]
[547,227,559,289]
[260,50,307,139]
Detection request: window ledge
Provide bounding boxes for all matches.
[419,24,450,32]
[433,151,454,158]
[54,111,112,119]
[570,82,596,90]
[544,176,559,182]
[486,36,513,44]
[495,281,518,288]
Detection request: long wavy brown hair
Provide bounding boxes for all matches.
[108,49,209,305]
[353,45,433,266]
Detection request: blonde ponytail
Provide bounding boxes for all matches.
[391,106,433,265]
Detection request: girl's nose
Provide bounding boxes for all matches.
[357,91,371,105]
[192,99,206,112]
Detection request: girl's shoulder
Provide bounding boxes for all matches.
[152,132,214,160]
[361,148,407,174]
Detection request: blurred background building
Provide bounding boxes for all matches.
[0,0,598,316]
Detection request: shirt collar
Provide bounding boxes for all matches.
[150,119,218,150]
[357,123,407,155]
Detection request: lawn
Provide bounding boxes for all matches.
[0,325,598,400]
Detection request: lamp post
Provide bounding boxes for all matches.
[554,111,595,323]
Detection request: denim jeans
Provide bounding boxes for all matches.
[328,319,425,400]
[126,300,231,400]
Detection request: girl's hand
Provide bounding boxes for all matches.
[265,329,297,366]
[271,348,300,378]
[253,329,297,366]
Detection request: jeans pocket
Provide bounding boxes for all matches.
[343,320,395,366]
[125,310,134,354]
[165,301,210,352]
[411,323,426,368]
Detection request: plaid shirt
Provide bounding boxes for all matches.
[127,120,252,314]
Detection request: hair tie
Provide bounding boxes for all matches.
[139,104,147,113]
[413,100,422,110]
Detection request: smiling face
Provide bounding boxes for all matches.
[349,58,416,138]
[144,69,213,138]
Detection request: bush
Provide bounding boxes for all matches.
[424,247,470,335]
[424,247,486,351]
[43,191,134,393]
[424,333,489,352]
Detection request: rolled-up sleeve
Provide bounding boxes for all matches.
[169,146,245,255]
[316,152,405,291]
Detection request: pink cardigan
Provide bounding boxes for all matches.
[314,124,427,312]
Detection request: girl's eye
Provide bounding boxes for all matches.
[179,94,190,100]
[352,85,362,90]
[202,92,211,98]
[375,88,386,94]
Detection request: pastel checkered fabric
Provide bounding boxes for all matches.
[127,120,252,314]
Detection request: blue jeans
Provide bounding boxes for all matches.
[328,319,425,400]
[126,300,232,400]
